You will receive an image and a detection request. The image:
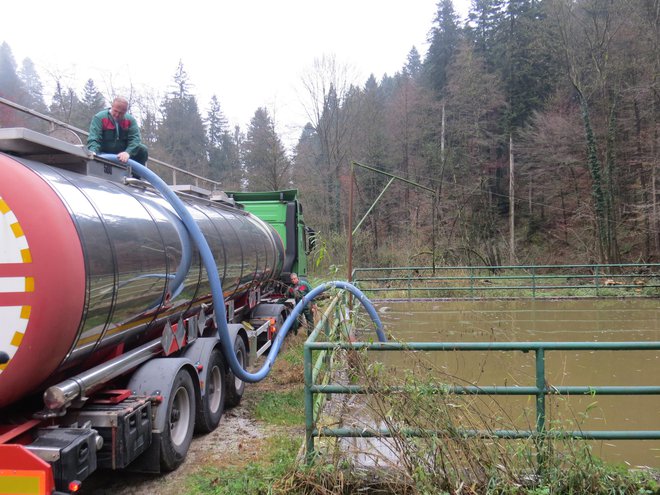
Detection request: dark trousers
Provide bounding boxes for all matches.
[293,303,314,335]
[132,144,149,165]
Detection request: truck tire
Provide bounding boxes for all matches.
[161,369,196,471]
[226,336,246,407]
[195,348,226,433]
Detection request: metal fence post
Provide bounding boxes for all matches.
[304,340,315,463]
[408,270,412,300]
[535,348,546,471]
[535,348,546,433]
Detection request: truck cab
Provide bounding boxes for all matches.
[227,190,313,280]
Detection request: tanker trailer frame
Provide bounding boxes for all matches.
[0,128,301,494]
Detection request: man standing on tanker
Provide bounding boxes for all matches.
[87,96,149,165]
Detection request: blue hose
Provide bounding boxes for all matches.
[106,155,386,382]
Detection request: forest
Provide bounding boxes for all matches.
[1,0,658,270]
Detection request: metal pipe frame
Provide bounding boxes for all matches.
[304,334,660,465]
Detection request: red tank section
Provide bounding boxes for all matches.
[0,154,86,408]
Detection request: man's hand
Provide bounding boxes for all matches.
[117,151,130,163]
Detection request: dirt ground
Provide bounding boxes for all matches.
[79,336,306,495]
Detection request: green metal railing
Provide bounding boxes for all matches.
[303,314,660,464]
[303,291,353,450]
[352,263,660,299]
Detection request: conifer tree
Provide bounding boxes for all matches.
[243,107,290,191]
[349,75,389,248]
[403,47,423,79]
[15,57,48,131]
[48,81,81,125]
[158,61,208,175]
[74,79,106,130]
[205,94,229,182]
[0,42,25,125]
[495,0,562,130]
[206,95,228,150]
[423,0,461,97]
[216,128,243,190]
[466,0,505,63]
[18,58,47,113]
[140,109,159,146]
[0,42,22,99]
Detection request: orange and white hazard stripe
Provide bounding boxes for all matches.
[0,196,32,372]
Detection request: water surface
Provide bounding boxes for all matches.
[371,299,659,468]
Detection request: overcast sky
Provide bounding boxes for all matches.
[4,0,470,148]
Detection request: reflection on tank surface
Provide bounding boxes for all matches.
[26,160,284,370]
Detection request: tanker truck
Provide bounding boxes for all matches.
[0,127,308,494]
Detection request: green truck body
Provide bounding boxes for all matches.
[228,189,311,278]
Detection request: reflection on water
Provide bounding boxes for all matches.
[372,299,660,468]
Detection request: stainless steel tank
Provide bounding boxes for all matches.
[0,148,284,408]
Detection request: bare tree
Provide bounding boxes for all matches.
[298,55,360,233]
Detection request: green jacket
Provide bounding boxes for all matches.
[288,279,312,301]
[87,108,143,157]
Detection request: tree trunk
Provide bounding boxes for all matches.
[578,91,609,263]
[509,134,515,265]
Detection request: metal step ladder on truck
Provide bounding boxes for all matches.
[0,128,311,494]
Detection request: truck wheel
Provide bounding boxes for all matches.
[226,336,246,407]
[195,348,226,433]
[161,369,196,471]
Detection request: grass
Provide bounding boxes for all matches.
[253,389,305,426]
[186,435,300,495]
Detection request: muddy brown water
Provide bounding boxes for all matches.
[371,298,659,468]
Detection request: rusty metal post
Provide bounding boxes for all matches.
[348,162,354,283]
